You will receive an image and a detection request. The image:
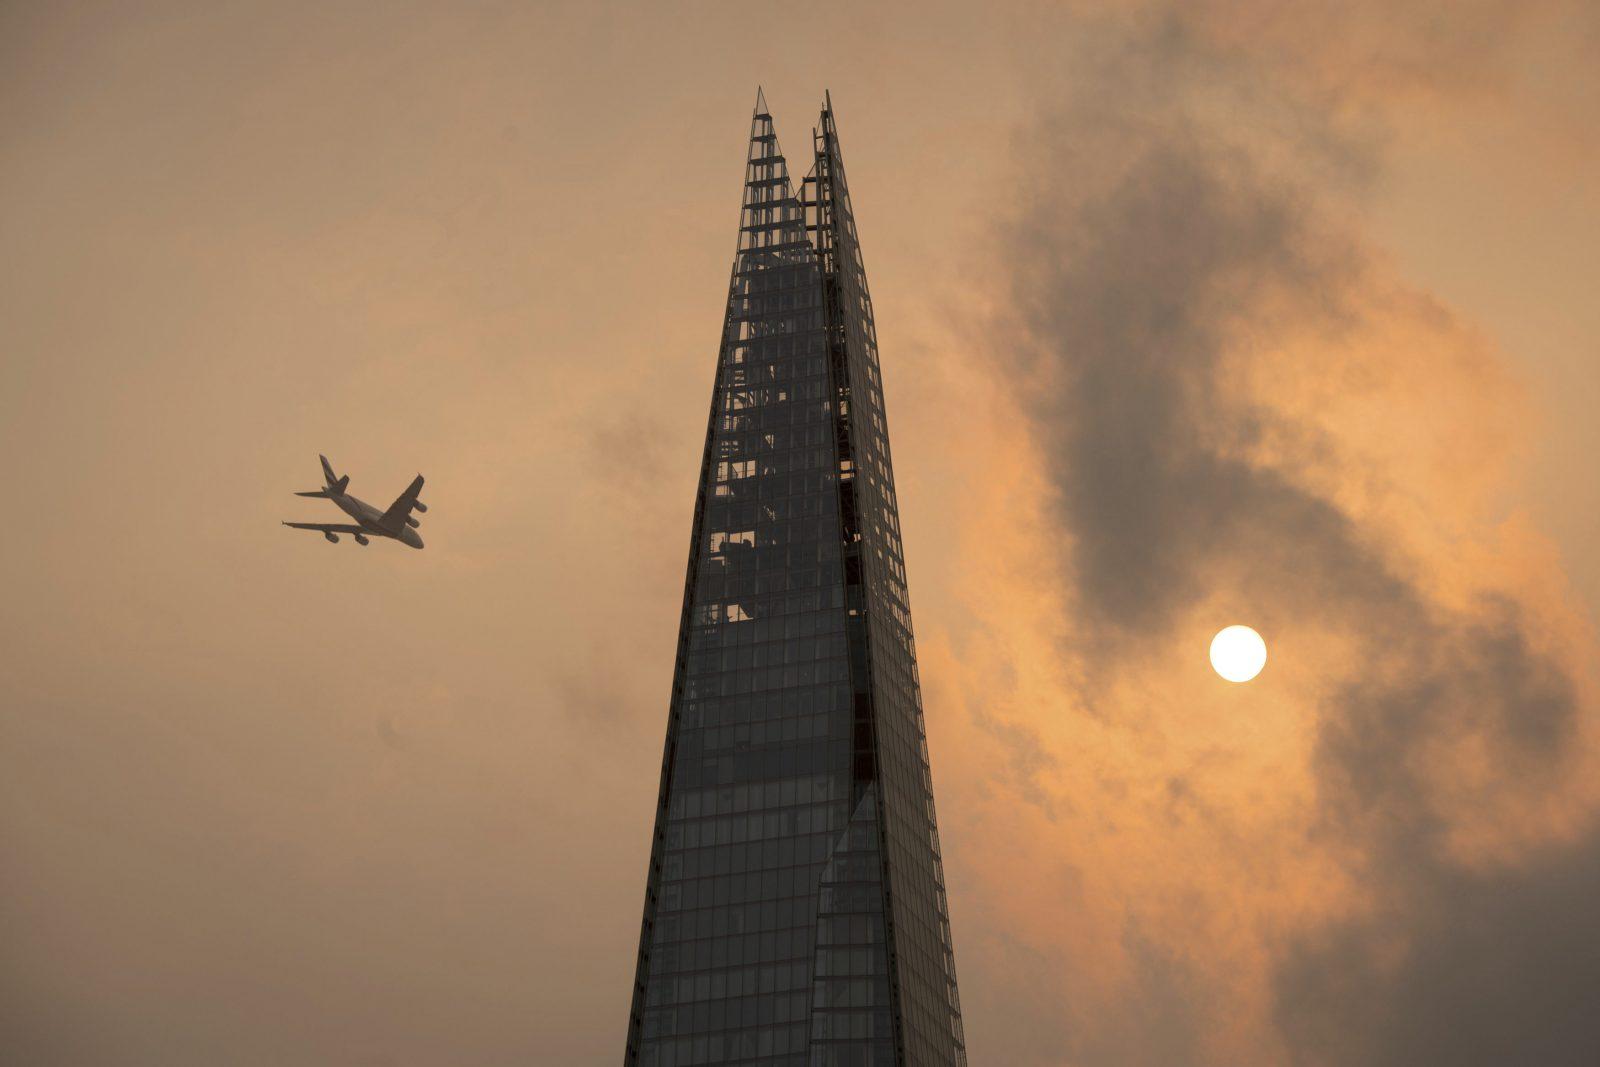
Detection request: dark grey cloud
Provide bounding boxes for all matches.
[1276,820,1600,1067]
[1275,602,1593,1066]
[1007,133,1364,643]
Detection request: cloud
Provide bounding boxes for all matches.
[937,2,1600,1063]
[1276,820,1600,1067]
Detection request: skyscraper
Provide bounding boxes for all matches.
[625,92,966,1067]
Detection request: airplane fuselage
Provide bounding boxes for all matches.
[334,491,424,549]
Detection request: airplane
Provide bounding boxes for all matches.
[282,455,426,549]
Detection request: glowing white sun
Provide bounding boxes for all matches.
[1210,625,1267,682]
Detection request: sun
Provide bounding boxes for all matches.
[1210,625,1267,682]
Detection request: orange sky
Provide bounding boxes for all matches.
[3,3,1598,1064]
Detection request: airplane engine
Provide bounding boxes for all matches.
[406,516,420,528]
[414,501,427,513]
[354,533,369,546]
[324,532,339,544]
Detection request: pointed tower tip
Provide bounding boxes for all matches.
[754,86,768,115]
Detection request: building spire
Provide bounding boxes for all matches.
[625,91,966,1067]
[739,90,807,264]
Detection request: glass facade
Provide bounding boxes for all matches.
[625,93,965,1067]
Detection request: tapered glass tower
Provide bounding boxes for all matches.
[626,92,965,1067]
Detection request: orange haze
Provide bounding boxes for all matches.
[3,2,1598,1064]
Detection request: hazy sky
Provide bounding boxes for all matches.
[3,2,1598,1064]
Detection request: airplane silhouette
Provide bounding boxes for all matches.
[282,455,425,549]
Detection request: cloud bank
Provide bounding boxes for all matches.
[921,2,1600,1063]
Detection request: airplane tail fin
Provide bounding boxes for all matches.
[319,455,350,495]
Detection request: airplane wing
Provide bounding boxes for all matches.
[380,474,425,530]
[282,522,367,534]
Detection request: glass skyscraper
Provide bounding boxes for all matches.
[625,92,966,1067]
